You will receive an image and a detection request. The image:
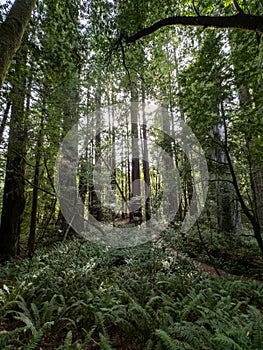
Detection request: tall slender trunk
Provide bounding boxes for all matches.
[130,87,142,224]
[126,112,131,205]
[111,112,117,223]
[89,88,103,221]
[239,85,263,252]
[28,112,44,258]
[213,119,241,233]
[161,103,180,223]
[78,152,88,228]
[141,100,151,222]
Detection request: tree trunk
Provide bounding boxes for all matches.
[236,83,263,250]
[0,100,11,144]
[0,56,27,260]
[89,88,103,221]
[130,87,142,224]
[141,99,151,222]
[0,0,37,88]
[213,123,241,233]
[110,111,117,223]
[28,113,44,258]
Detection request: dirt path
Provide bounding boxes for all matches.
[191,259,252,281]
[163,243,262,282]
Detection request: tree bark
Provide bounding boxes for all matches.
[89,88,103,221]
[213,123,241,234]
[130,88,142,224]
[0,0,37,88]
[28,113,44,259]
[126,14,263,44]
[0,100,11,144]
[0,60,27,260]
[141,98,151,222]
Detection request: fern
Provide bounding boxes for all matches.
[99,333,115,350]
[246,305,263,349]
[82,326,97,346]
[95,311,107,336]
[1,237,263,349]
[213,333,244,350]
[155,329,184,350]
[24,329,44,350]
[13,312,38,336]
[30,302,41,330]
[63,330,73,348]
[173,322,211,349]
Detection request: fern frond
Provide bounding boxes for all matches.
[99,333,115,350]
[213,333,244,350]
[13,312,37,336]
[155,329,183,350]
[63,330,73,347]
[24,329,44,350]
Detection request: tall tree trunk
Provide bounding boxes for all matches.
[130,87,142,224]
[28,113,44,258]
[0,49,28,260]
[59,87,81,237]
[161,103,180,223]
[251,161,263,236]
[213,122,241,233]
[0,0,37,88]
[110,111,117,223]
[78,154,88,226]
[141,96,151,222]
[240,85,263,251]
[228,32,263,250]
[89,88,103,221]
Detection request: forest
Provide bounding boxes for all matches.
[1,0,263,349]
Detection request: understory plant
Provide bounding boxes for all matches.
[0,237,262,349]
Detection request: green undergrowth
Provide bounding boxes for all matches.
[166,227,263,280]
[0,237,263,349]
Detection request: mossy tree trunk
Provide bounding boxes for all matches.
[0,0,37,88]
[0,47,28,260]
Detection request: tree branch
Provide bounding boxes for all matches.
[192,0,200,16]
[126,14,263,44]
[232,0,245,14]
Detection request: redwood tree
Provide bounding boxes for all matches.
[0,0,37,88]
[0,46,28,260]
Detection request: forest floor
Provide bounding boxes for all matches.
[163,244,263,282]
[113,219,263,281]
[192,259,258,281]
[1,228,263,349]
[159,226,263,281]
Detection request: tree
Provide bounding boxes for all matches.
[0,44,29,260]
[28,112,44,258]
[0,0,83,260]
[0,0,37,88]
[2,0,263,258]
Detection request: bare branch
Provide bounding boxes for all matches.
[119,38,132,86]
[24,177,56,197]
[126,14,263,44]
[192,0,200,16]
[232,0,245,14]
